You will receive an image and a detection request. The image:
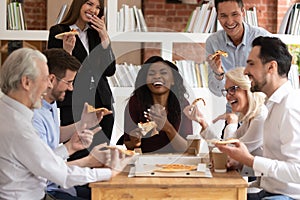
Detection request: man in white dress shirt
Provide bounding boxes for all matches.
[0,48,130,200]
[217,36,300,199]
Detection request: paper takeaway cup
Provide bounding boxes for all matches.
[212,147,228,173]
[186,135,201,156]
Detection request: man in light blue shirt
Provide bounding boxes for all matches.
[33,48,112,200]
[206,0,270,99]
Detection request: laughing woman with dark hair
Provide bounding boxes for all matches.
[48,0,116,160]
[119,56,192,153]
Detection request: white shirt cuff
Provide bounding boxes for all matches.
[253,156,272,177]
[94,168,112,181]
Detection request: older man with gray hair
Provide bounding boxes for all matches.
[0,48,130,200]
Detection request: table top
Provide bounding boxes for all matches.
[90,169,247,189]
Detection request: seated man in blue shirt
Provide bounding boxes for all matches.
[33,48,112,200]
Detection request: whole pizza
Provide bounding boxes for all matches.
[155,164,197,172]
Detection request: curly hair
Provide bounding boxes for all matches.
[130,56,189,125]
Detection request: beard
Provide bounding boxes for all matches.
[52,89,65,102]
[250,78,267,93]
[29,92,42,109]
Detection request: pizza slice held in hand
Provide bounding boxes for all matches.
[213,138,239,145]
[87,104,111,115]
[55,29,79,40]
[211,50,228,59]
[138,121,158,136]
[106,146,136,156]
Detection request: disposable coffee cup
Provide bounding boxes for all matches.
[212,147,228,173]
[186,135,201,156]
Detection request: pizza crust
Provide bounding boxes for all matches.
[55,29,79,40]
[192,98,206,106]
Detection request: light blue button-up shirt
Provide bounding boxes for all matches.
[33,99,60,150]
[206,22,271,98]
[33,99,76,195]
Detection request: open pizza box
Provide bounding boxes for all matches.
[129,154,212,178]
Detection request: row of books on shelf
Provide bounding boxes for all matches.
[7,1,26,30]
[184,3,258,33]
[117,4,148,32]
[184,3,217,33]
[279,3,300,35]
[107,61,209,88]
[108,63,141,87]
[244,7,258,27]
[175,60,208,88]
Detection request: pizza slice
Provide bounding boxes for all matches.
[55,29,79,40]
[214,138,240,145]
[87,104,111,115]
[138,121,158,136]
[106,146,136,156]
[192,97,206,106]
[211,50,228,59]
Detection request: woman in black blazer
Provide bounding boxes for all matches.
[48,0,116,160]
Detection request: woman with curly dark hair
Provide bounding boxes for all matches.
[120,56,192,153]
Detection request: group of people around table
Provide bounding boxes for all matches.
[0,0,300,199]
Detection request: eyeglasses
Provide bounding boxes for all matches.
[221,86,239,97]
[56,76,73,87]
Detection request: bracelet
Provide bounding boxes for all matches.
[213,70,225,77]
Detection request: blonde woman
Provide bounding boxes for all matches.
[184,67,267,159]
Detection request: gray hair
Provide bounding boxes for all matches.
[0,48,47,94]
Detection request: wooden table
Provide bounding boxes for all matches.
[89,169,247,200]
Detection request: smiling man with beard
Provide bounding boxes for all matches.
[216,36,300,199]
